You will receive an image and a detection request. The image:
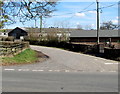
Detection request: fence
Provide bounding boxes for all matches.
[0,41,29,57]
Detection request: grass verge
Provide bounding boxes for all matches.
[2,48,38,66]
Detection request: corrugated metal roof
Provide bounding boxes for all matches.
[70,30,119,37]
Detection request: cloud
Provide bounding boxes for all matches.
[112,20,118,24]
[88,11,97,14]
[75,13,85,17]
[76,22,81,25]
[51,12,72,18]
[91,24,95,26]
[63,4,83,10]
[116,16,120,19]
[55,15,72,18]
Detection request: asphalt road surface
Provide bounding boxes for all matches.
[3,45,118,72]
[2,71,118,92]
[2,45,119,92]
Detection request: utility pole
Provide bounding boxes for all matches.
[35,18,37,28]
[40,16,42,32]
[96,0,100,45]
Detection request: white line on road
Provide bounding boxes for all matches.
[54,70,60,72]
[48,70,53,72]
[32,70,44,72]
[38,70,44,71]
[65,70,70,72]
[18,69,29,71]
[32,70,38,71]
[4,69,15,71]
[3,68,117,73]
[18,69,22,71]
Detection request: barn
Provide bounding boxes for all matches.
[70,30,120,44]
[8,27,28,39]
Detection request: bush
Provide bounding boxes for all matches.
[6,36,14,41]
[27,33,71,50]
[0,29,6,32]
[24,36,30,41]
[0,36,14,41]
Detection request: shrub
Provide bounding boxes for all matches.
[1,36,14,41]
[0,29,6,32]
[6,36,14,41]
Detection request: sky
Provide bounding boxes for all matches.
[5,1,119,29]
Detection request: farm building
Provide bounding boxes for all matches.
[70,30,120,44]
[0,32,8,37]
[0,29,12,37]
[0,27,28,39]
[8,27,28,39]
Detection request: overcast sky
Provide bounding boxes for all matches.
[5,1,118,29]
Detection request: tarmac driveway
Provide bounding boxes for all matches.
[3,45,118,72]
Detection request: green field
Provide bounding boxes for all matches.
[2,48,38,65]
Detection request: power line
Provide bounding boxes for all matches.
[52,2,95,17]
[52,3,117,17]
[99,3,117,9]
[79,3,117,13]
[78,2,95,12]
[62,15,75,21]
[50,2,117,25]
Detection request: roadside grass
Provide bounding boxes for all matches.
[2,48,38,65]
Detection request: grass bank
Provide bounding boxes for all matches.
[2,48,38,66]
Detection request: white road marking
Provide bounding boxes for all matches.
[65,70,70,72]
[32,70,44,72]
[32,70,38,71]
[18,69,29,71]
[104,63,118,65]
[3,68,117,73]
[18,69,22,71]
[4,69,15,71]
[38,70,44,71]
[54,70,60,72]
[48,70,53,72]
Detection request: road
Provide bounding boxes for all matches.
[2,45,119,92]
[3,45,118,72]
[2,71,118,92]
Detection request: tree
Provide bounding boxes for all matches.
[4,1,58,32]
[0,1,9,29]
[85,25,92,30]
[77,24,83,30]
[53,20,71,29]
[43,19,47,28]
[100,21,118,30]
[0,15,8,29]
